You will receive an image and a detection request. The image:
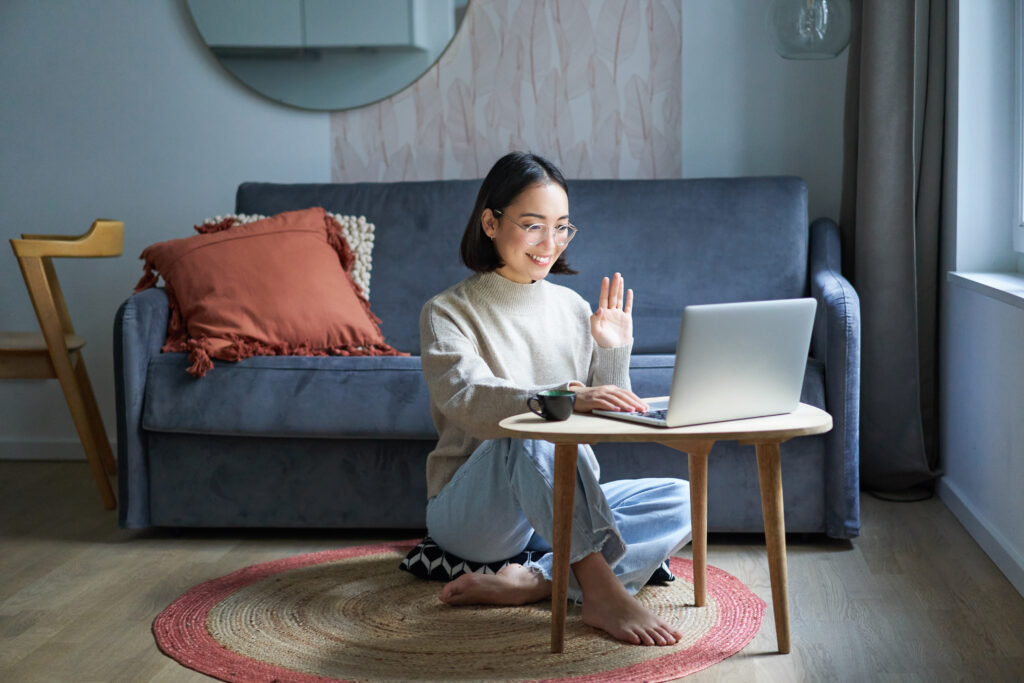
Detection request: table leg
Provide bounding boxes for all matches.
[687,448,710,607]
[551,442,578,653]
[755,442,790,654]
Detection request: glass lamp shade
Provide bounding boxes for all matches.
[768,0,852,59]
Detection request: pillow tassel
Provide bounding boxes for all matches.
[193,216,238,234]
[324,213,356,272]
[133,261,159,293]
[186,339,214,378]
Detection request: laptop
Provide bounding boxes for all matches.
[593,298,817,428]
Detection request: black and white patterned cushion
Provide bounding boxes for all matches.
[400,536,675,585]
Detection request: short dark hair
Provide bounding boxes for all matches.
[460,152,577,275]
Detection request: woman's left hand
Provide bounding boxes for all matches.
[590,272,634,349]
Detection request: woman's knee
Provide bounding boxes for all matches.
[660,478,691,510]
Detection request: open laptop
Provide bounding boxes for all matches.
[593,298,817,428]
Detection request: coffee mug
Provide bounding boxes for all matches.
[527,390,576,421]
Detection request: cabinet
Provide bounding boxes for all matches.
[187,0,439,51]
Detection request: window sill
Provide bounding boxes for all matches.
[948,271,1024,311]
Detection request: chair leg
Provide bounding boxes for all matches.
[73,354,117,476]
[54,356,116,510]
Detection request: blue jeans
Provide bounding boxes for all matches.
[426,438,692,602]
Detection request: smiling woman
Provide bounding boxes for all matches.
[185,0,470,111]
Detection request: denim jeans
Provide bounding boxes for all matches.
[426,438,692,602]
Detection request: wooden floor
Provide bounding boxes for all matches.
[1,462,1022,682]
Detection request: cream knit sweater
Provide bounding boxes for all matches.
[419,271,632,499]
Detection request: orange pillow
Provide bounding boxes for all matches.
[134,207,405,377]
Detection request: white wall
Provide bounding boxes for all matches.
[0,0,848,459]
[0,0,330,458]
[940,0,1024,597]
[941,284,1024,596]
[682,0,848,222]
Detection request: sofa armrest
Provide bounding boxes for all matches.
[114,287,170,528]
[809,217,861,538]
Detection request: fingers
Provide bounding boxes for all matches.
[599,273,628,310]
[582,386,648,412]
[623,288,633,314]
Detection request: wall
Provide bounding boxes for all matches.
[681,0,848,222]
[0,0,330,458]
[327,0,847,221]
[940,0,1024,597]
[329,0,684,182]
[0,0,848,461]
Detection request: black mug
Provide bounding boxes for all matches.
[527,390,576,421]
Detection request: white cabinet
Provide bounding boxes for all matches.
[187,0,443,51]
[306,0,419,49]
[186,0,303,48]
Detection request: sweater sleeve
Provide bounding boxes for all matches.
[579,296,633,391]
[420,301,573,440]
[588,343,633,391]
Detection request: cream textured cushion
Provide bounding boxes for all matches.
[200,212,375,297]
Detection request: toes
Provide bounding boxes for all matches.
[654,626,678,645]
[637,629,656,646]
[649,629,668,646]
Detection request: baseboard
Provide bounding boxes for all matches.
[0,438,115,461]
[938,478,1024,598]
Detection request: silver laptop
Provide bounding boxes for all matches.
[593,298,817,428]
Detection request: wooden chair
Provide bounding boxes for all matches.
[3,220,124,509]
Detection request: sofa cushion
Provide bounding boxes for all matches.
[198,212,376,298]
[398,536,674,584]
[135,207,403,378]
[142,353,436,438]
[141,353,825,439]
[236,177,810,355]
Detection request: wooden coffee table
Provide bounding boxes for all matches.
[499,400,832,654]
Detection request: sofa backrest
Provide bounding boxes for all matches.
[237,176,809,355]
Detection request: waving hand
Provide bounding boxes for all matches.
[590,272,633,349]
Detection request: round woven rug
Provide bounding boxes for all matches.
[153,541,765,682]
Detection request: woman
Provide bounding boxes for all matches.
[419,152,691,647]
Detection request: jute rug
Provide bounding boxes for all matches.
[153,541,765,682]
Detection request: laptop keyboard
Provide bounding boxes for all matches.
[633,408,668,420]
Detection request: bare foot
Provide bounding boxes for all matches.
[581,585,683,646]
[439,563,552,606]
[572,552,683,646]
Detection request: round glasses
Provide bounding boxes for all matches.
[493,210,578,246]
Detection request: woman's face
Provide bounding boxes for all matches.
[482,182,570,284]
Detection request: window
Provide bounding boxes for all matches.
[1015,0,1024,258]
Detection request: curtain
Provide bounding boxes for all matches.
[839,0,946,492]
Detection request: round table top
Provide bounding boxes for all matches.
[499,400,832,445]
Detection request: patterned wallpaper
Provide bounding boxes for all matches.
[329,0,682,181]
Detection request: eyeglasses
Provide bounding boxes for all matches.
[493,210,578,246]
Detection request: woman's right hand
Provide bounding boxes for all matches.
[569,383,649,413]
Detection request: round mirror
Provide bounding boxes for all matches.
[186,0,470,111]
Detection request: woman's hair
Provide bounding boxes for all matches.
[460,151,577,275]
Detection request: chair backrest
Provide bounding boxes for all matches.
[9,219,124,348]
[236,178,809,354]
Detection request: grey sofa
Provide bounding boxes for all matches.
[115,176,861,538]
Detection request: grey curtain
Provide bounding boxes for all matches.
[840,0,945,491]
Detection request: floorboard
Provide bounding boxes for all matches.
[0,461,1022,682]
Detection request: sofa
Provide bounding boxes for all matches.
[115,176,861,539]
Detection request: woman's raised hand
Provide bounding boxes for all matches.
[590,272,634,349]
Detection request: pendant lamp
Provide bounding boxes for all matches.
[768,0,852,59]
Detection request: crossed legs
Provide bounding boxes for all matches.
[426,438,692,646]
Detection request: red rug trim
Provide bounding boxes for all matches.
[153,541,766,683]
